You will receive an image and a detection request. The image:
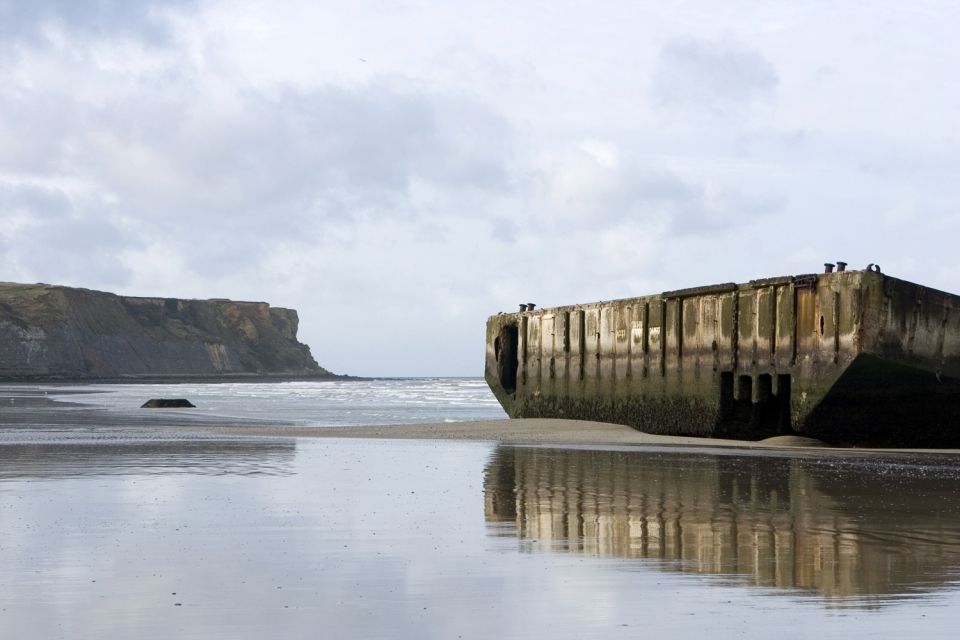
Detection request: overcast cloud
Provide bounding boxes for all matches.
[2,0,960,376]
[652,36,778,115]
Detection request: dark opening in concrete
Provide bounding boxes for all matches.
[497,324,519,393]
[777,374,792,433]
[719,371,734,420]
[719,373,786,440]
[736,375,753,423]
[755,374,776,431]
[756,374,772,401]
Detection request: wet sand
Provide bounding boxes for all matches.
[197,418,960,457]
[4,385,960,637]
[201,418,828,447]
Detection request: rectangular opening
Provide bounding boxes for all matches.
[753,374,780,433]
[756,374,772,403]
[736,375,753,424]
[495,324,519,393]
[777,374,792,433]
[719,371,734,420]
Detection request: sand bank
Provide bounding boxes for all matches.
[199,418,832,449]
[194,419,960,455]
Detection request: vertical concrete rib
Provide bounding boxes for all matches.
[578,310,586,381]
[660,299,667,377]
[641,302,650,378]
[731,287,740,374]
[832,292,840,363]
[790,283,798,366]
[771,285,778,358]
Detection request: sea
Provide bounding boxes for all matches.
[48,378,509,427]
[2,379,960,639]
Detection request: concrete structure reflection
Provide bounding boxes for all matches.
[484,446,960,602]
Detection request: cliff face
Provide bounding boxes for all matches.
[0,282,333,380]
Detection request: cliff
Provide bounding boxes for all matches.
[0,282,334,381]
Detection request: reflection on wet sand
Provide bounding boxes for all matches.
[0,438,295,478]
[0,386,295,477]
[484,446,960,604]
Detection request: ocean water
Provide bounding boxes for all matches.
[50,378,508,427]
[2,381,960,638]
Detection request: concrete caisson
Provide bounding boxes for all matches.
[485,269,960,447]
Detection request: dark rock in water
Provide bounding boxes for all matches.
[141,398,196,408]
[0,281,338,381]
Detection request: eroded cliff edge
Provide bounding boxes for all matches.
[0,282,336,381]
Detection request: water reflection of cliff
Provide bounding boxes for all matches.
[0,438,295,478]
[0,388,296,478]
[484,446,960,603]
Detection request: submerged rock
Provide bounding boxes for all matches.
[141,399,196,408]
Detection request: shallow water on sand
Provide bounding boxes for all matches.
[2,385,960,637]
[3,441,960,637]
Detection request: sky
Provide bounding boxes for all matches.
[2,0,960,376]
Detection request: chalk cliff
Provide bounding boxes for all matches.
[0,282,334,380]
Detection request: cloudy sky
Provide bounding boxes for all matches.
[2,0,959,376]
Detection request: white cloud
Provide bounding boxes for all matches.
[2,1,960,375]
[652,35,778,116]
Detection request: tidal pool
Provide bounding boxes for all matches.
[2,433,960,638]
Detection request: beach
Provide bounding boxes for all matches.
[201,417,832,447]
[3,381,960,639]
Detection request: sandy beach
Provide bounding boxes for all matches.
[208,419,960,456]
[200,417,833,448]
[180,416,960,457]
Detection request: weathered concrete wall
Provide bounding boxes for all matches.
[0,282,333,380]
[485,270,960,446]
